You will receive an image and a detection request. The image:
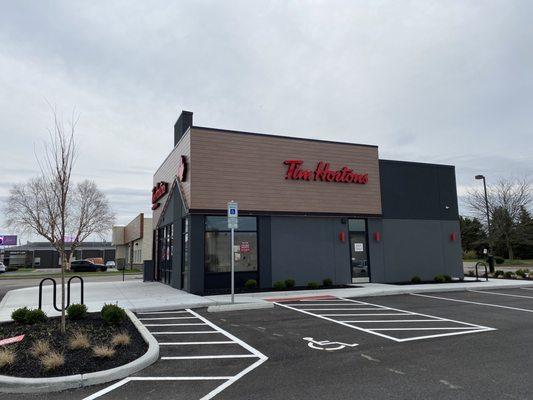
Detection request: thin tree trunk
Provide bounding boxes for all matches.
[60,251,66,334]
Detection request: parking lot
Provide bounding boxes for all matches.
[4,287,533,400]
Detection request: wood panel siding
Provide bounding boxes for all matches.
[153,131,191,226]
[189,128,382,215]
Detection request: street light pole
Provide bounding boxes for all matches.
[475,175,494,273]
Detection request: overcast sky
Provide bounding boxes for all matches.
[1,1,532,243]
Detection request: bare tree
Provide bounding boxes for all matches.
[466,178,532,259]
[4,110,115,333]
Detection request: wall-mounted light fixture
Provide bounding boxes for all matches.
[374,232,381,242]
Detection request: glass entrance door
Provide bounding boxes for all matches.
[348,219,369,283]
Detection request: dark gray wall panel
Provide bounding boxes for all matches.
[270,216,350,286]
[381,219,463,282]
[367,218,385,282]
[380,160,459,220]
[189,214,205,295]
[258,216,272,289]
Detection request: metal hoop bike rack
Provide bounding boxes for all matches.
[38,276,84,311]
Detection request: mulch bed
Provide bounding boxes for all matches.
[0,313,148,378]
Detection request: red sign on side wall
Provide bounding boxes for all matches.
[240,241,250,253]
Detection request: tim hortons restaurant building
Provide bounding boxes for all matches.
[152,111,463,295]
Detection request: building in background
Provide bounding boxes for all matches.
[1,242,115,269]
[112,213,153,270]
[152,111,462,295]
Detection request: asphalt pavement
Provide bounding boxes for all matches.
[3,288,533,399]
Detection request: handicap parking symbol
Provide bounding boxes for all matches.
[302,337,358,351]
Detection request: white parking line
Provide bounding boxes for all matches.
[137,310,189,315]
[298,308,397,311]
[151,331,219,335]
[139,316,199,320]
[84,309,268,400]
[275,296,495,342]
[159,341,235,345]
[144,323,207,327]
[412,293,533,313]
[468,289,533,300]
[161,354,258,360]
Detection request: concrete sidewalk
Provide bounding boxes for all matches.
[0,281,216,322]
[205,278,533,303]
[2,278,533,322]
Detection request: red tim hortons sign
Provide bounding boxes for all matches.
[151,181,168,210]
[283,160,368,184]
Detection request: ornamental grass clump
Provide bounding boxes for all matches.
[0,349,16,368]
[30,340,51,358]
[40,352,64,372]
[111,332,131,347]
[93,345,116,358]
[69,331,91,350]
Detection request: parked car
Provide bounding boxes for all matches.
[0,262,6,273]
[105,261,116,268]
[70,260,107,272]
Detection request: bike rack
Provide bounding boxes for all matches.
[475,261,488,282]
[38,276,84,311]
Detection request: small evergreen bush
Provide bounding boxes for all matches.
[443,275,452,283]
[67,303,87,320]
[434,275,446,283]
[244,279,258,289]
[273,281,286,291]
[323,278,333,287]
[495,256,505,265]
[284,278,295,288]
[411,276,421,284]
[101,304,126,325]
[503,271,515,279]
[24,309,47,325]
[307,281,320,289]
[11,307,29,323]
[493,270,505,278]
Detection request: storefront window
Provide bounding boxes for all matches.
[205,217,258,273]
[157,224,173,284]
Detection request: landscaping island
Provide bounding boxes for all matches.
[0,304,149,382]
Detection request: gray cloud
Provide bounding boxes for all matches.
[1,0,532,241]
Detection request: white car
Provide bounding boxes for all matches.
[0,262,6,273]
[105,261,116,268]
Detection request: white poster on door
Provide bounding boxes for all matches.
[354,243,364,252]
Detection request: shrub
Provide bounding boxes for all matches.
[0,349,15,368]
[69,331,91,350]
[30,340,51,358]
[434,275,446,283]
[101,304,126,325]
[284,278,295,288]
[244,279,258,289]
[307,281,320,289]
[504,271,515,279]
[273,281,286,291]
[323,278,333,287]
[40,352,64,371]
[494,270,505,278]
[111,332,131,347]
[495,256,505,265]
[11,307,29,323]
[411,276,421,284]
[515,269,527,278]
[443,275,452,283]
[463,250,478,260]
[25,309,47,325]
[93,345,116,358]
[67,303,87,320]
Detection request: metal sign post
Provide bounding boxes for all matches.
[227,201,238,303]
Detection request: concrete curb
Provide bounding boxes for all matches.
[207,301,274,313]
[0,309,159,393]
